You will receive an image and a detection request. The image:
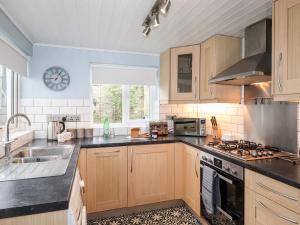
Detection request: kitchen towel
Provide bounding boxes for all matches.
[202,165,221,214]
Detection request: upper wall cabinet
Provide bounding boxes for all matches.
[273,0,300,101]
[160,45,200,104]
[170,45,200,102]
[200,35,241,103]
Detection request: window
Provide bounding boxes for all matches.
[0,65,19,126]
[91,64,159,126]
[92,84,157,125]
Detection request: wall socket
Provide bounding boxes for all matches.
[47,114,81,122]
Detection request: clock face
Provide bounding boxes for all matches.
[43,66,70,91]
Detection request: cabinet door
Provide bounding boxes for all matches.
[182,145,200,216]
[128,144,175,207]
[86,147,127,213]
[170,45,200,101]
[273,0,300,96]
[255,193,300,225]
[200,38,216,100]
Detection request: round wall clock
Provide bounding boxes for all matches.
[43,66,70,91]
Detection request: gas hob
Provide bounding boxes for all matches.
[205,140,286,161]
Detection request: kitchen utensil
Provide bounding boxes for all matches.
[76,128,85,139]
[84,128,93,138]
[67,128,77,139]
[47,121,65,140]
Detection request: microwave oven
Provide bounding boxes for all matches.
[173,118,206,137]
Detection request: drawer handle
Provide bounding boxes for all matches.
[256,182,298,202]
[80,180,85,194]
[195,152,199,178]
[94,150,120,156]
[130,149,133,173]
[257,201,298,224]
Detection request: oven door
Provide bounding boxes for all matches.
[200,161,244,225]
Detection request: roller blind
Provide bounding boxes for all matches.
[91,64,158,86]
[0,38,28,76]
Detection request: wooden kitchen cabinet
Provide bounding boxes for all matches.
[159,45,200,104]
[175,143,201,216]
[128,144,175,207]
[86,147,128,213]
[170,45,200,102]
[272,0,300,101]
[200,35,241,103]
[245,169,300,225]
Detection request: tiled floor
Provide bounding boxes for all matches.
[88,206,202,225]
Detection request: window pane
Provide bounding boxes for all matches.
[129,85,149,120]
[0,66,7,126]
[92,84,122,123]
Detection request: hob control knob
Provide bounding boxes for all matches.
[202,156,207,161]
[224,166,231,172]
[207,158,213,163]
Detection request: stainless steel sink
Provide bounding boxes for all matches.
[12,145,73,159]
[0,145,74,181]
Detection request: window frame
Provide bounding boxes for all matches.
[0,65,20,128]
[92,84,158,127]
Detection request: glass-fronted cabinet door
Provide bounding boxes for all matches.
[170,45,200,101]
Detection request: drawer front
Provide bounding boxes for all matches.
[245,169,300,214]
[255,193,300,225]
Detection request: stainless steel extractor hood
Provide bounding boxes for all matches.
[209,19,272,85]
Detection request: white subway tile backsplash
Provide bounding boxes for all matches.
[25,107,42,115]
[83,99,91,106]
[31,122,43,131]
[59,107,77,114]
[68,99,84,106]
[35,115,47,123]
[51,99,68,106]
[34,130,47,139]
[21,98,34,107]
[43,107,59,115]
[34,98,51,106]
[76,107,90,114]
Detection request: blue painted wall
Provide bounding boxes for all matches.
[21,45,160,98]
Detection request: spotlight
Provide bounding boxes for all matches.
[160,0,171,15]
[151,13,160,28]
[142,26,151,37]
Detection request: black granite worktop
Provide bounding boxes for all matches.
[1,135,300,219]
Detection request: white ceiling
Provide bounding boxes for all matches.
[0,0,272,54]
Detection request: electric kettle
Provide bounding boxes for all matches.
[47,121,65,140]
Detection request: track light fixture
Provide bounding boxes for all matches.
[142,26,151,37]
[142,0,171,37]
[151,13,160,28]
[160,0,171,15]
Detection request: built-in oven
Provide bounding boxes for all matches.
[200,151,244,225]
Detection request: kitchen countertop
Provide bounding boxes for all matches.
[1,135,300,219]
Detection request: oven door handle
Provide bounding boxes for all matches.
[218,174,233,184]
[200,164,234,184]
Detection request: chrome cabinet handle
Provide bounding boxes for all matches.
[257,201,298,224]
[277,52,283,93]
[94,150,120,156]
[256,182,298,202]
[130,149,133,173]
[195,152,199,178]
[194,76,197,98]
[209,87,213,96]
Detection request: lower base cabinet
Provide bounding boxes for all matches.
[175,143,201,216]
[86,147,128,213]
[128,144,175,206]
[245,169,300,225]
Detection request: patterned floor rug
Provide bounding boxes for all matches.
[88,206,202,225]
